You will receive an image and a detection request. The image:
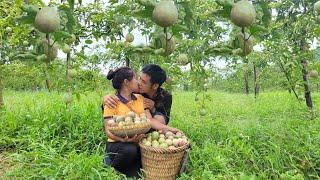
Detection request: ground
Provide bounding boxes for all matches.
[0,90,319,179]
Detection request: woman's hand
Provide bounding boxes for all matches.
[123,134,146,143]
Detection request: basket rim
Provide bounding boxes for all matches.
[139,141,190,153]
[109,122,151,131]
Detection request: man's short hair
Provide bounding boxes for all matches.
[142,64,167,86]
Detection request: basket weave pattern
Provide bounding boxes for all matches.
[139,141,190,180]
[108,123,151,138]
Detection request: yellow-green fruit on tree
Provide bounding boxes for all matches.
[23,41,29,46]
[315,1,320,14]
[178,53,188,65]
[152,0,178,27]
[125,33,134,43]
[63,44,71,54]
[230,0,256,27]
[41,38,58,61]
[35,7,60,33]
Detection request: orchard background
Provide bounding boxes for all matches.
[0,0,320,179]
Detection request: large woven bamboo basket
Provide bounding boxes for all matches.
[109,123,151,138]
[139,141,190,180]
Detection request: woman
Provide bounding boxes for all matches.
[103,67,176,178]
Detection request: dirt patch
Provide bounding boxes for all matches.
[0,154,12,178]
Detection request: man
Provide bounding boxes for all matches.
[103,64,175,132]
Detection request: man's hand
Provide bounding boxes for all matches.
[144,98,155,112]
[103,95,119,109]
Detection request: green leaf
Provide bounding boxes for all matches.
[314,47,320,61]
[249,24,268,36]
[59,6,75,33]
[259,2,272,26]
[109,0,119,4]
[85,39,93,44]
[67,0,75,10]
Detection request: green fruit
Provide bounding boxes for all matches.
[125,117,133,124]
[151,140,160,148]
[316,16,320,23]
[158,32,175,55]
[116,116,125,123]
[175,132,182,138]
[172,138,179,147]
[165,139,173,146]
[5,27,12,33]
[195,96,199,101]
[178,53,188,65]
[236,32,254,56]
[230,0,256,27]
[151,131,160,140]
[125,33,134,43]
[69,69,77,78]
[23,41,29,46]
[309,70,318,78]
[66,34,76,44]
[153,0,178,27]
[159,137,166,143]
[165,131,174,138]
[159,143,168,149]
[199,108,207,116]
[141,117,147,123]
[63,92,73,104]
[154,48,165,55]
[315,1,320,13]
[128,111,136,118]
[38,38,58,61]
[35,7,60,33]
[36,54,47,61]
[63,44,71,53]
[145,141,152,146]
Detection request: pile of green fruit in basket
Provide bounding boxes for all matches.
[141,130,189,149]
[107,111,149,127]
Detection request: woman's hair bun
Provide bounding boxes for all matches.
[106,70,115,80]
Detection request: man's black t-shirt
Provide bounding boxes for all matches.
[142,88,172,124]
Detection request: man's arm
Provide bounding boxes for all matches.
[102,94,119,109]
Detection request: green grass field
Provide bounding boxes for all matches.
[0,91,319,179]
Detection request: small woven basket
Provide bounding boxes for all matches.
[108,123,151,138]
[139,140,190,180]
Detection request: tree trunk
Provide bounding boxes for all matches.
[0,75,4,108]
[278,60,300,101]
[43,67,51,92]
[244,64,249,95]
[125,57,130,67]
[66,52,71,80]
[300,38,313,109]
[253,62,259,98]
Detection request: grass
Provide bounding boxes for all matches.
[0,90,319,179]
